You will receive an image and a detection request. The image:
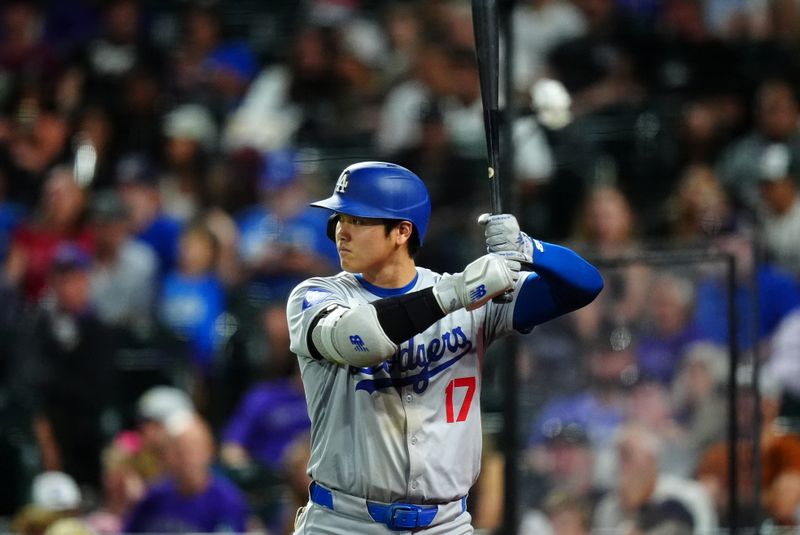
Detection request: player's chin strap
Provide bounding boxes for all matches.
[309,481,467,531]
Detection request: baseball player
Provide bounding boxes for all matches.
[287,162,603,533]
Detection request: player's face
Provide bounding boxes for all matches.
[335,214,398,274]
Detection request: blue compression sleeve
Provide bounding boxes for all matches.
[512,242,603,332]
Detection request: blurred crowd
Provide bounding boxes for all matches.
[2,0,800,533]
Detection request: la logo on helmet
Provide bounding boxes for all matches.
[335,170,350,193]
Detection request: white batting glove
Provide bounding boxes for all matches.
[433,254,516,313]
[478,213,542,266]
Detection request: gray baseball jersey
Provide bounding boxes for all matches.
[287,266,521,504]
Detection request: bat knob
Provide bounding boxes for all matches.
[492,290,513,304]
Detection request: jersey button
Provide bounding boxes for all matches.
[410,436,418,445]
[411,481,418,489]
[405,394,412,402]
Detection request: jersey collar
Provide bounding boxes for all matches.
[355,272,419,297]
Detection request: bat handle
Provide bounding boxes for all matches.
[489,186,510,304]
[491,238,516,304]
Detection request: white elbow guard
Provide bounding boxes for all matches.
[311,305,397,367]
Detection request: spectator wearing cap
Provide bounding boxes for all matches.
[115,153,182,278]
[31,471,82,513]
[594,424,717,534]
[88,189,157,330]
[716,79,800,213]
[134,386,193,484]
[236,149,338,304]
[757,143,800,278]
[670,343,728,468]
[123,412,250,533]
[160,104,219,224]
[5,167,94,304]
[13,242,119,489]
[137,386,193,426]
[11,471,83,535]
[204,42,258,114]
[523,420,603,519]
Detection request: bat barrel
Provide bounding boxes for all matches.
[471,0,502,215]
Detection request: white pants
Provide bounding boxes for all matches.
[293,501,475,535]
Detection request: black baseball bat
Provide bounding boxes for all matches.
[473,0,513,303]
[471,0,502,215]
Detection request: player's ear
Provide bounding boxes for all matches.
[395,221,413,245]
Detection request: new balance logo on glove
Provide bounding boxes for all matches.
[469,285,487,303]
[349,335,369,352]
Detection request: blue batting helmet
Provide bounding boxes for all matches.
[310,162,432,245]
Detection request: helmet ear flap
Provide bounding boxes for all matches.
[326,214,339,241]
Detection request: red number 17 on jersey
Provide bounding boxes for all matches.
[445,377,476,423]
